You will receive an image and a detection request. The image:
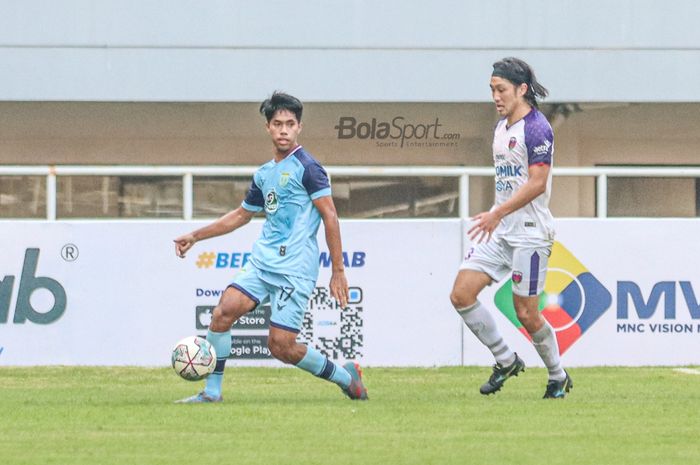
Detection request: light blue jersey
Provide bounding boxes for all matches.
[241,146,331,281]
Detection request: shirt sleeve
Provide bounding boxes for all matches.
[302,162,332,200]
[241,175,264,212]
[525,119,554,165]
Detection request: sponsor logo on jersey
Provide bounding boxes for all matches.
[494,241,612,355]
[533,139,552,155]
[495,165,524,177]
[496,180,515,192]
[265,189,279,214]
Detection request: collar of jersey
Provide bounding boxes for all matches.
[274,145,302,164]
[505,107,535,130]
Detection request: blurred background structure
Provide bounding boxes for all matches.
[1,0,700,220]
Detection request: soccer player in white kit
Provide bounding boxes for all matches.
[450,57,572,398]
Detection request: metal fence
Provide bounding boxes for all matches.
[1,165,700,220]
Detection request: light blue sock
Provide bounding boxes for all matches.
[204,329,230,398]
[296,346,352,389]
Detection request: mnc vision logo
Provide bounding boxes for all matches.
[494,241,612,354]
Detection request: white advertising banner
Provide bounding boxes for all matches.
[0,219,698,367]
[468,219,700,367]
[0,220,463,367]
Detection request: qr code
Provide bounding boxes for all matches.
[299,286,363,360]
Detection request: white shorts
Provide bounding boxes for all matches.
[459,238,552,297]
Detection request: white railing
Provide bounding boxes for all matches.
[1,165,700,220]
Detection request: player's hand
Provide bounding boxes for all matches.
[173,233,197,258]
[468,210,502,243]
[329,270,349,309]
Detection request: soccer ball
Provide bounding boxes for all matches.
[171,336,217,381]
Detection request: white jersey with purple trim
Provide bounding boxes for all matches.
[492,108,555,247]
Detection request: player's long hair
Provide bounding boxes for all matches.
[492,57,548,108]
[260,91,303,123]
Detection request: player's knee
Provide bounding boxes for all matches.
[267,334,294,363]
[514,306,540,332]
[450,289,475,309]
[209,306,234,331]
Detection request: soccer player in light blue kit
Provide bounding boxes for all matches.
[173,92,367,403]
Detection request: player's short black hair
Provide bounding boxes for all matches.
[259,91,303,123]
[492,57,549,108]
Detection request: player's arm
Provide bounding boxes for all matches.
[313,195,349,308]
[468,163,550,243]
[174,175,263,258]
[174,206,255,258]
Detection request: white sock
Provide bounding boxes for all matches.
[457,301,516,366]
[531,323,566,381]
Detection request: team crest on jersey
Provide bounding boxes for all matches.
[279,172,290,187]
[265,189,279,214]
[508,137,517,150]
[512,271,523,283]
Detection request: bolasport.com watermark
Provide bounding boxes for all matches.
[334,116,461,148]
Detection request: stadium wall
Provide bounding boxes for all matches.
[1,101,699,218]
[2,2,699,218]
[1,219,698,367]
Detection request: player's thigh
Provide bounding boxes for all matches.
[214,265,268,323]
[450,269,493,307]
[511,245,551,297]
[214,286,258,323]
[453,240,509,306]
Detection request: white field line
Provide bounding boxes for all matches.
[673,368,700,375]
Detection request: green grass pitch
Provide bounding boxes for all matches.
[1,366,698,465]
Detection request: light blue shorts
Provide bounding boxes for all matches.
[230,262,315,333]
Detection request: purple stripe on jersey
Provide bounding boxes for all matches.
[524,110,553,165]
[228,283,261,305]
[302,162,330,195]
[295,148,331,196]
[529,252,540,296]
[243,178,264,208]
[270,320,301,334]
